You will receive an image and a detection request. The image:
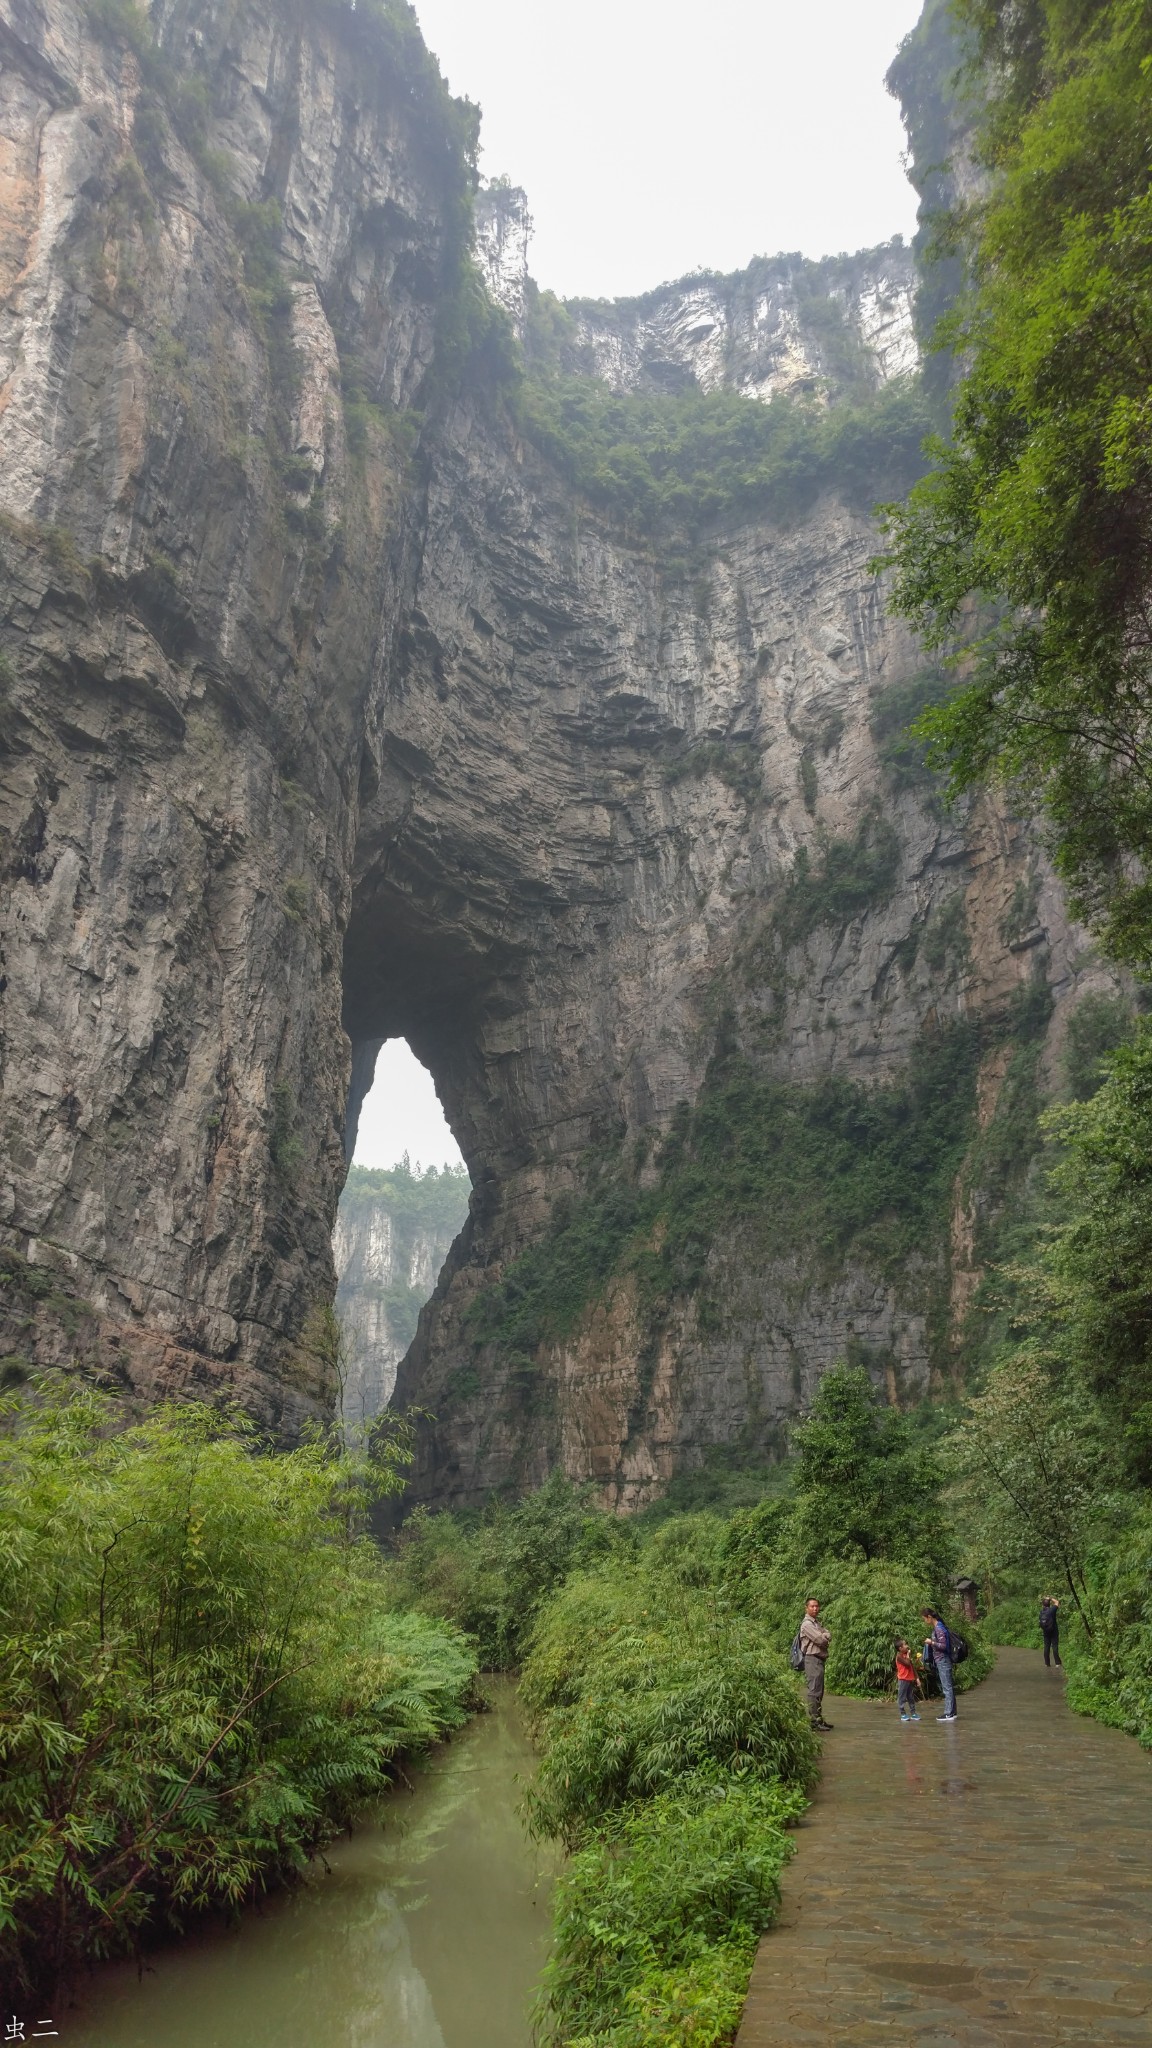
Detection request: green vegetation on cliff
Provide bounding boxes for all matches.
[943,1020,1152,1743]
[882,0,1152,967]
[465,987,1048,1377]
[515,367,934,539]
[875,0,1152,1757]
[341,1158,471,1235]
[512,237,936,540]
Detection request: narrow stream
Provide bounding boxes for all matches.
[67,1682,556,2048]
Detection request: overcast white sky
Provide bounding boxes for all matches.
[355,1039,465,1171]
[413,0,925,300]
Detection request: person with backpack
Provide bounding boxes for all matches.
[1039,1595,1062,1667]
[922,1607,958,1722]
[796,1597,834,1731]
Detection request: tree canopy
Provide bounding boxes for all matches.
[786,1362,952,1578]
[881,0,1152,965]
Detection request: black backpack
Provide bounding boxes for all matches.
[925,1621,968,1665]
[789,1631,806,1672]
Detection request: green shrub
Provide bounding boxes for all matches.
[1063,1507,1152,1749]
[385,1473,630,1668]
[786,1364,955,1579]
[981,1596,1043,1649]
[636,1452,794,1527]
[522,1576,816,1848]
[815,1559,993,1699]
[820,1560,934,1695]
[516,1565,643,1715]
[561,1943,754,2048]
[0,1386,475,1997]
[1062,993,1138,1103]
[635,1512,728,1588]
[523,1551,815,2047]
[536,1775,803,2047]
[1045,1024,1152,1481]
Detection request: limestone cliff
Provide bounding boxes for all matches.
[0,0,474,1425]
[562,245,918,404]
[0,0,1123,1501]
[334,1162,469,1429]
[475,185,918,403]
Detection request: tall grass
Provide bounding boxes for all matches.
[0,1386,476,1997]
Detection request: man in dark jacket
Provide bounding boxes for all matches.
[1039,1596,1062,1667]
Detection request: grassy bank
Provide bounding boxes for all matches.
[0,1387,476,2000]
[522,1556,815,2047]
[389,1365,990,2044]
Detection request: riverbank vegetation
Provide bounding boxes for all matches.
[389,1363,987,2044]
[385,1471,630,1668]
[0,1391,476,2000]
[523,1570,814,2046]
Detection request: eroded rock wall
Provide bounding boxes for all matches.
[562,245,918,403]
[0,0,1120,1500]
[386,402,1115,1506]
[0,0,466,1424]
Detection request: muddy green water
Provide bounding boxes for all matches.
[66,1683,556,2048]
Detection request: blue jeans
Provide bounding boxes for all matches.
[936,1654,956,1716]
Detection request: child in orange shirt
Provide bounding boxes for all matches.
[896,1640,921,1722]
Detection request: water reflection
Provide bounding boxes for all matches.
[69,1684,555,2048]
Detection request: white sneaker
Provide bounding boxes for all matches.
[937,1712,957,1722]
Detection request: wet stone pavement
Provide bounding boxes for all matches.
[736,1647,1152,2047]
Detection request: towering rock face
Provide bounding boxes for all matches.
[0,0,1120,1497]
[474,182,533,331]
[334,1164,469,1429]
[563,244,919,404]
[384,416,1112,1507]
[0,0,471,1424]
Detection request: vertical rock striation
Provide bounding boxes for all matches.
[0,0,1125,1499]
[0,0,472,1424]
[560,244,919,404]
[333,1162,469,1429]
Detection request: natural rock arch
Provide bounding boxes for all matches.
[0,0,1120,1507]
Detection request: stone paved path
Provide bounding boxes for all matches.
[736,1646,1152,2046]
